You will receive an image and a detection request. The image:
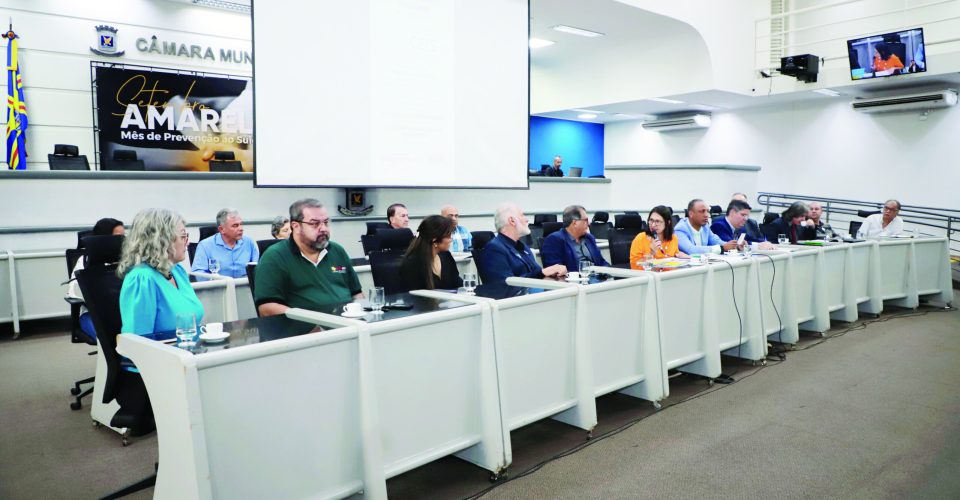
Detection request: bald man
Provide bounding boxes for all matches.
[441,204,472,252]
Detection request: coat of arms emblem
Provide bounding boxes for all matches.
[90,25,125,57]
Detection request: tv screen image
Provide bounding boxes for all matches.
[847,28,925,80]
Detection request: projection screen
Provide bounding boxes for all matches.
[251,0,530,188]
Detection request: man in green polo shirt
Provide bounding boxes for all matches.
[255,198,363,316]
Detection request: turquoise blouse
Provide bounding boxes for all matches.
[120,263,205,336]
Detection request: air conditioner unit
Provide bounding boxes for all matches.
[851,89,958,113]
[641,114,711,132]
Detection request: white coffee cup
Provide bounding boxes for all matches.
[342,302,363,315]
[201,322,223,335]
[568,271,581,280]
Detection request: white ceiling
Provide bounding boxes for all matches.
[531,0,960,124]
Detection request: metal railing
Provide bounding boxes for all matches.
[756,192,960,259]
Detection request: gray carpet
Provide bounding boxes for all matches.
[0,306,957,499]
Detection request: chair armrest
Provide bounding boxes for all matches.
[64,297,85,306]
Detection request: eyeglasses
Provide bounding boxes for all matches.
[177,232,189,241]
[648,219,665,225]
[883,206,899,212]
[295,218,331,229]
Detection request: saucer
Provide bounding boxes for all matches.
[200,331,230,343]
[565,277,589,282]
[341,310,367,318]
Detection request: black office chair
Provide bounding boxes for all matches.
[366,222,391,235]
[857,209,881,218]
[533,214,557,226]
[473,248,489,284]
[208,150,243,172]
[471,231,495,251]
[198,225,219,242]
[592,211,610,224]
[106,149,146,171]
[614,214,645,237]
[369,251,407,294]
[246,263,260,317]
[376,228,415,253]
[360,234,381,255]
[187,242,199,265]
[672,214,680,226]
[65,247,95,410]
[589,221,611,240]
[75,237,157,495]
[48,144,90,171]
[763,212,779,225]
[710,205,723,215]
[624,211,639,216]
[607,229,635,266]
[759,223,780,243]
[542,221,564,239]
[257,238,283,256]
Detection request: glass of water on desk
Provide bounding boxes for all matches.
[175,312,197,347]
[368,286,385,313]
[462,273,478,294]
[208,258,221,274]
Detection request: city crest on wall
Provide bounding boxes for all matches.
[90,25,125,57]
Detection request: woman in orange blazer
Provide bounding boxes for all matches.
[630,205,689,269]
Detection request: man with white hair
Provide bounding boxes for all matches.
[479,203,566,284]
[191,207,259,278]
[441,204,472,252]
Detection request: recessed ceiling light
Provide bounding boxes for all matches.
[648,97,684,104]
[552,25,604,38]
[529,38,555,49]
[578,113,598,119]
[572,108,604,114]
[812,88,841,97]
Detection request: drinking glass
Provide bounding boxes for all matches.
[777,234,788,246]
[368,286,385,313]
[462,273,478,294]
[175,312,198,347]
[208,258,221,274]
[578,261,592,278]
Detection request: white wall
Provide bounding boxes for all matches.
[606,100,959,208]
[0,0,251,169]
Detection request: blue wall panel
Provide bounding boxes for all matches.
[529,116,604,177]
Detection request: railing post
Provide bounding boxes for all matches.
[825,201,831,224]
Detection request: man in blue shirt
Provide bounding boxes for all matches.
[541,205,608,272]
[675,199,740,255]
[441,204,472,252]
[479,203,566,284]
[191,208,259,278]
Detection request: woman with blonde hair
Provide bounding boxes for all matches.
[119,208,204,337]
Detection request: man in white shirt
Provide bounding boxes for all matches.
[858,199,905,238]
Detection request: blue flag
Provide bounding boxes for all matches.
[6,34,28,170]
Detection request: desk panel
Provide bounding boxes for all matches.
[712,260,765,360]
[878,241,911,300]
[654,267,720,378]
[756,253,798,344]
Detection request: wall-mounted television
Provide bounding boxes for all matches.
[847,28,925,80]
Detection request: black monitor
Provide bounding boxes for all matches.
[847,28,925,80]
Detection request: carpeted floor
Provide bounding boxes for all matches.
[1,305,957,499]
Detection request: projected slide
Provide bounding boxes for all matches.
[252,0,529,188]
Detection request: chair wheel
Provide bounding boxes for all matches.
[70,401,82,411]
[122,437,130,446]
[93,420,102,428]
[70,387,81,396]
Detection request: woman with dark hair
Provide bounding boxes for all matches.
[629,205,688,269]
[873,43,904,73]
[766,202,809,244]
[92,217,125,236]
[399,215,464,291]
[66,217,126,338]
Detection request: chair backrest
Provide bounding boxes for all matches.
[527,226,543,248]
[533,214,557,226]
[80,235,125,268]
[376,228,414,253]
[763,212,779,225]
[607,229,635,266]
[588,222,611,240]
[849,221,863,237]
[615,214,644,229]
[472,247,489,284]
[257,238,283,256]
[369,251,407,294]
[366,222,391,236]
[104,159,145,171]
[569,167,583,178]
[857,209,880,218]
[759,223,780,243]
[624,211,639,216]
[592,211,610,223]
[54,144,80,156]
[672,214,680,226]
[213,150,235,160]
[76,229,95,249]
[48,154,90,171]
[187,242,199,264]
[199,225,219,242]
[66,248,84,277]
[209,160,243,172]
[471,231,495,251]
[710,205,723,215]
[113,149,137,161]
[360,234,380,255]
[246,263,260,317]
[542,221,564,239]
[74,264,123,404]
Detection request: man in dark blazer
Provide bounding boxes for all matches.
[479,203,566,284]
[540,205,608,272]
